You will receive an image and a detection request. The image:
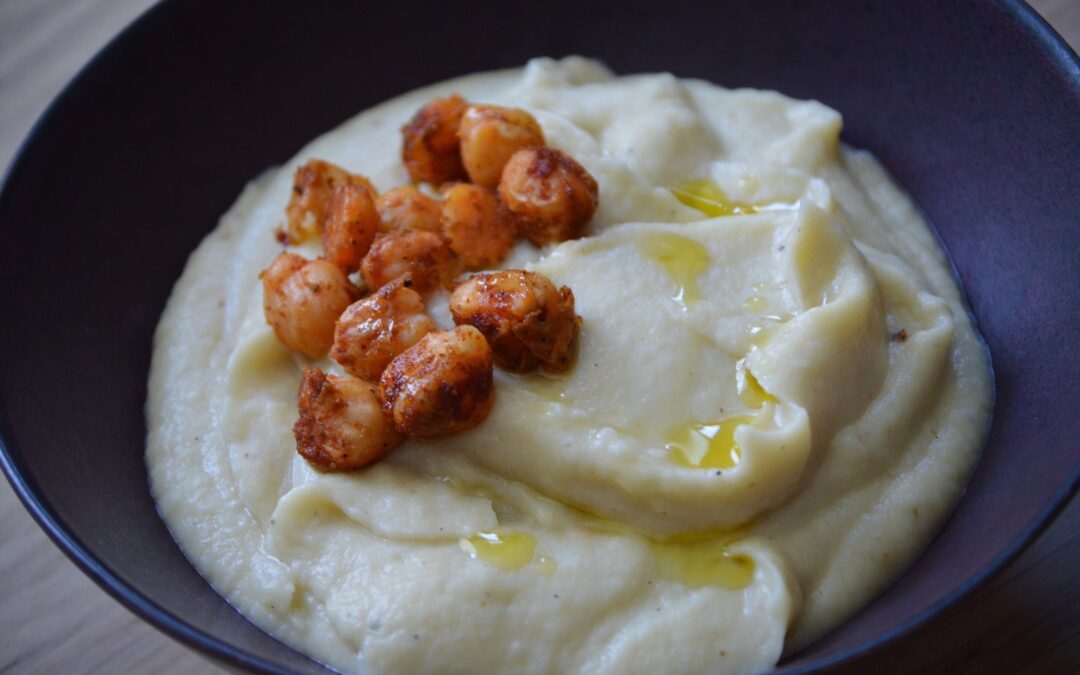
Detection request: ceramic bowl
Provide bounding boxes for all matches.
[1,0,1078,672]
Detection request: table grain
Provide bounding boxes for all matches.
[1,1,1078,673]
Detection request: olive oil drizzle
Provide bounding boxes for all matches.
[672,179,759,218]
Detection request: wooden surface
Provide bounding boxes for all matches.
[1,1,1078,673]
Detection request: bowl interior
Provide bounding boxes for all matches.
[1,0,1078,672]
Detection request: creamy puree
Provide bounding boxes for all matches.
[147,57,992,675]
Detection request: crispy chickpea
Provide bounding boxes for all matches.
[322,183,381,273]
[458,104,545,188]
[401,94,469,185]
[260,252,357,359]
[331,280,436,381]
[498,147,599,246]
[284,159,376,244]
[376,186,442,232]
[294,367,403,471]
[360,229,460,293]
[440,183,515,270]
[379,326,494,437]
[450,270,579,373]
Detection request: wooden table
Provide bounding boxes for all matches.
[1,1,1078,672]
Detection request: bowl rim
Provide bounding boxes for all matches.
[1,0,1078,672]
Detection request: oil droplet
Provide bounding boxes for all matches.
[651,539,755,590]
[666,417,754,469]
[736,359,776,408]
[577,514,753,589]
[535,555,558,575]
[672,179,759,218]
[459,531,537,570]
[640,233,710,306]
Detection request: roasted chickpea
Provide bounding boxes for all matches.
[401,94,469,185]
[379,325,495,437]
[284,159,376,244]
[376,185,443,232]
[360,229,460,293]
[294,367,403,471]
[498,147,599,246]
[440,183,515,270]
[458,104,545,188]
[331,279,436,381]
[322,183,381,273]
[450,270,579,372]
[260,252,357,359]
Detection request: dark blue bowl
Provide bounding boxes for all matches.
[1,0,1077,672]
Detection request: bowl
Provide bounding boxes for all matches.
[1,0,1077,672]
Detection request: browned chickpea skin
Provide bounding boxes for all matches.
[284,159,376,244]
[322,183,381,273]
[450,270,579,373]
[400,94,469,185]
[360,229,461,293]
[379,325,495,438]
[331,279,436,381]
[294,367,403,471]
[440,183,515,270]
[375,185,443,232]
[498,147,599,246]
[260,252,358,359]
[458,104,545,188]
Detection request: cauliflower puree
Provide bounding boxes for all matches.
[147,57,992,674]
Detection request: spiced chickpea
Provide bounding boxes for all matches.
[322,183,381,273]
[260,252,357,359]
[375,186,443,232]
[331,280,436,381]
[284,159,376,244]
[360,229,460,293]
[498,147,599,246]
[400,94,469,185]
[450,270,579,373]
[458,104,545,188]
[441,183,515,270]
[294,368,403,471]
[379,326,495,437]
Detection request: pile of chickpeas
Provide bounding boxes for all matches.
[259,94,598,471]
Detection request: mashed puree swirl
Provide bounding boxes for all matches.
[147,57,992,675]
